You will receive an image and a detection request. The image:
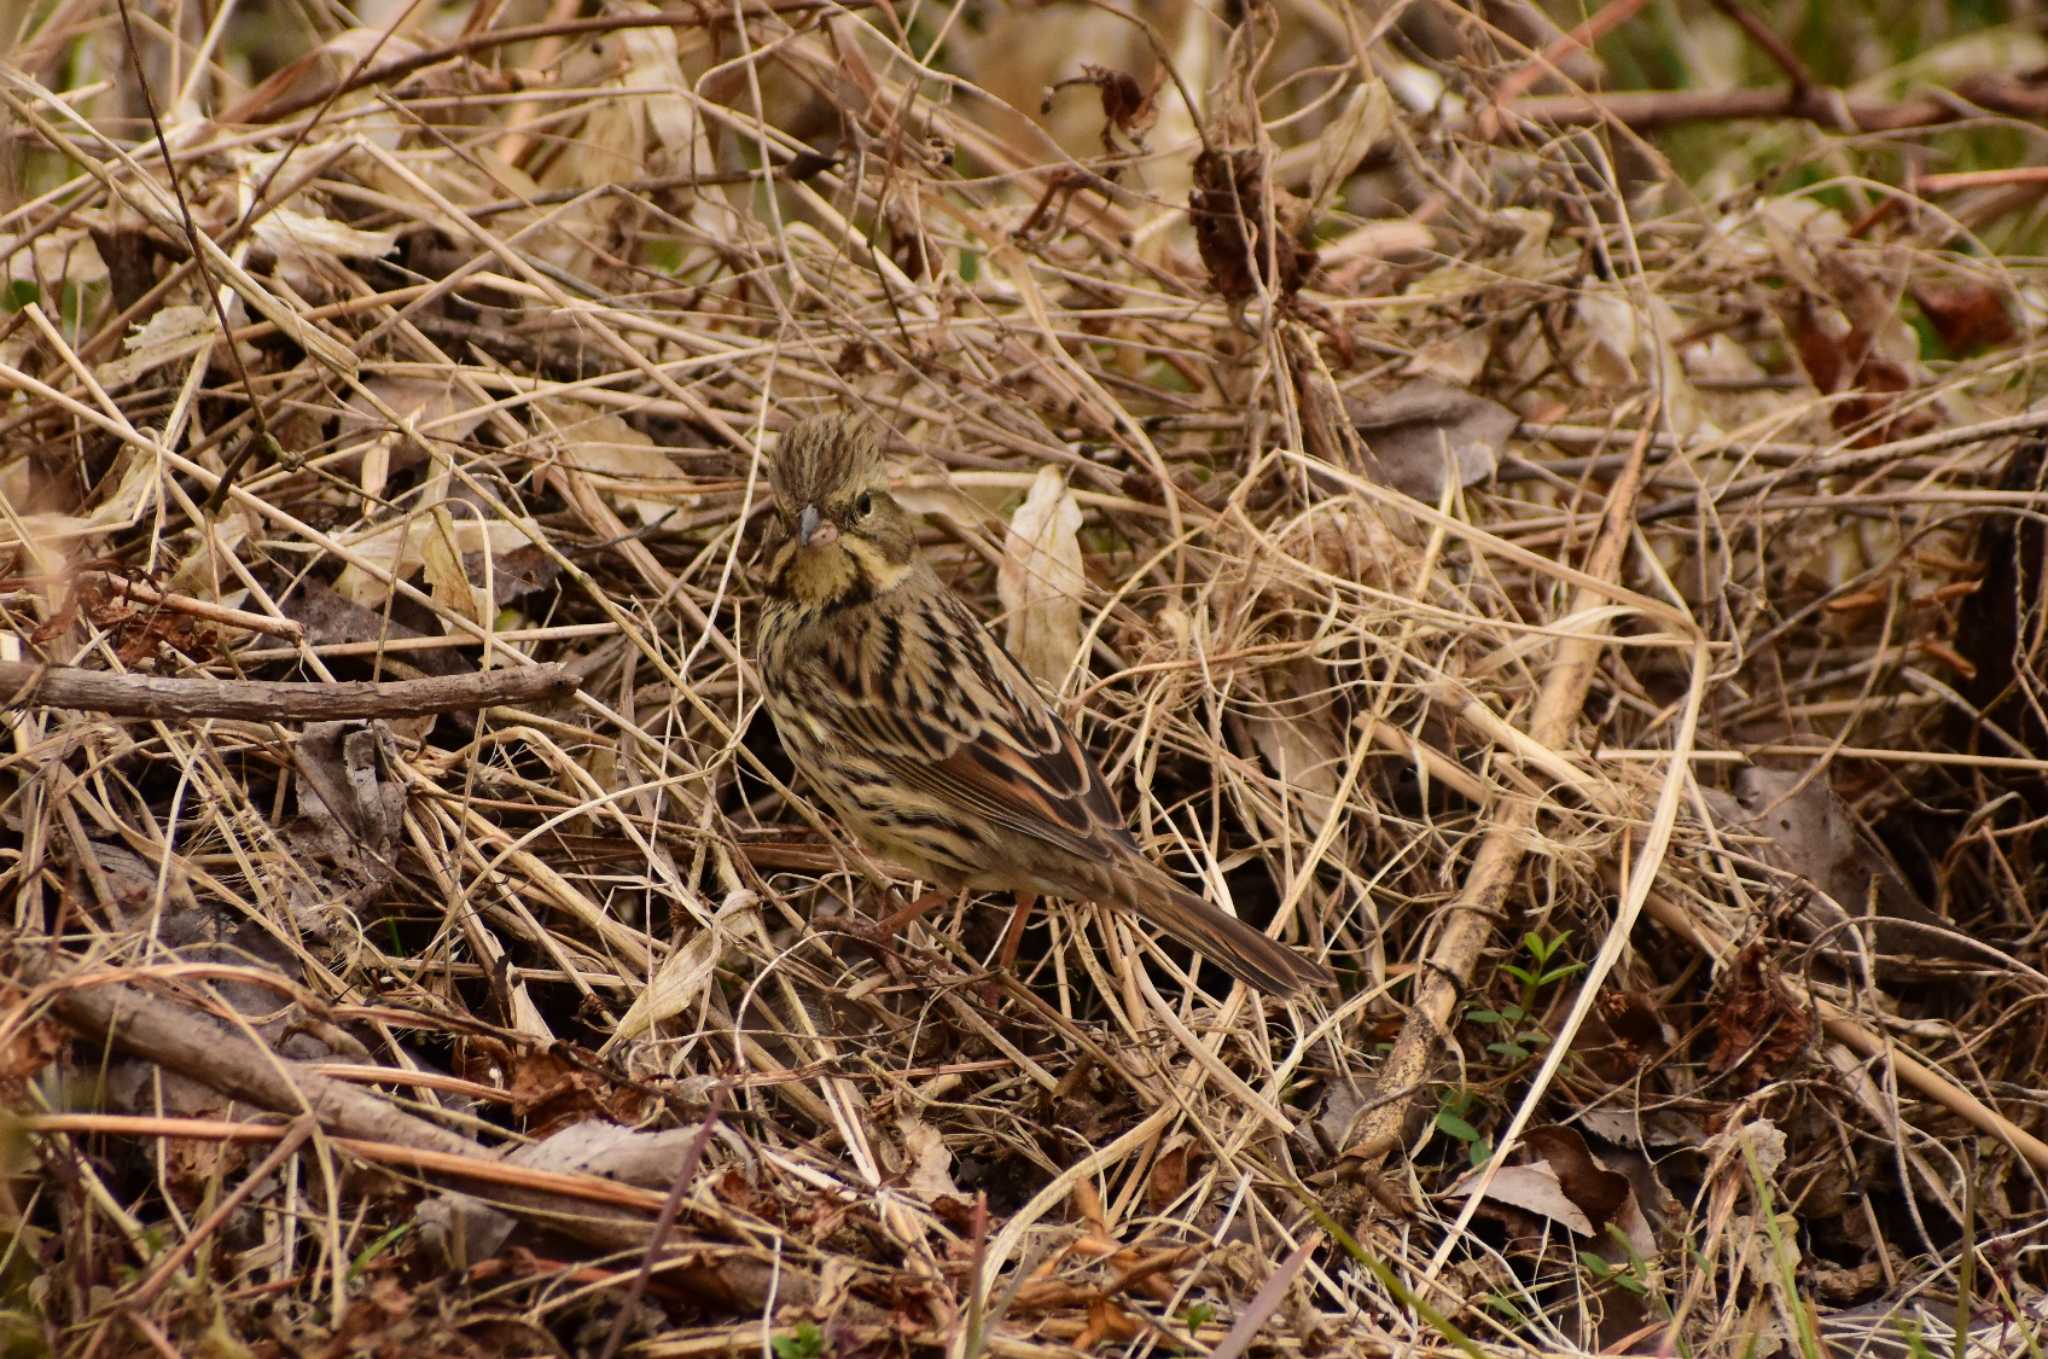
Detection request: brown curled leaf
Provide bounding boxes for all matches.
[1189,148,1318,302]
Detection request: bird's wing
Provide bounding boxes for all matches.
[801,578,1336,997]
[823,585,1136,867]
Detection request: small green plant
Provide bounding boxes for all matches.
[1434,1091,1492,1170]
[1468,930,1587,1064]
[773,1322,825,1359]
[1480,1290,1535,1329]
[350,1222,412,1281]
[1582,1224,1696,1358]
[1181,1301,1215,1330]
[1578,1248,1648,1296]
[1895,1318,1935,1359]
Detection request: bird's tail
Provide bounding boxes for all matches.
[1119,869,1335,998]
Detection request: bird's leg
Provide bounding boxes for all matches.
[971,893,1038,1006]
[876,887,957,938]
[995,892,1035,974]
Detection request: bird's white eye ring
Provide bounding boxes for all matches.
[855,491,874,517]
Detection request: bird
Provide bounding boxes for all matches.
[752,414,1335,999]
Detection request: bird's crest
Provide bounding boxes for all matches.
[769,416,882,511]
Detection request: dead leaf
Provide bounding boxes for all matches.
[421,504,485,628]
[419,1117,710,1263]
[997,465,1087,687]
[339,375,492,446]
[1570,285,1716,437]
[293,721,404,845]
[500,1049,643,1135]
[1705,1117,1786,1182]
[1244,668,1346,826]
[332,514,545,610]
[1402,327,1491,388]
[1913,277,2016,353]
[1465,1161,1593,1234]
[1777,246,1936,445]
[2,222,108,294]
[1705,943,1812,1090]
[1522,1126,1631,1232]
[544,404,689,524]
[896,1118,959,1200]
[1147,1140,1195,1212]
[285,720,404,922]
[465,543,562,609]
[1189,148,1318,302]
[338,376,494,502]
[1346,379,1515,501]
[1309,79,1392,211]
[1702,767,1960,972]
[277,580,440,656]
[251,205,398,291]
[531,5,722,279]
[1458,1125,1656,1258]
[1577,1107,1705,1149]
[96,304,218,389]
[1046,64,1162,147]
[608,890,756,1049]
[0,1017,64,1108]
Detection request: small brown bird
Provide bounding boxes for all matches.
[754,415,1334,998]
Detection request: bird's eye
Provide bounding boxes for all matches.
[854,491,874,517]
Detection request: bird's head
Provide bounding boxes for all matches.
[762,416,918,609]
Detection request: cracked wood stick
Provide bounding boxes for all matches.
[0,660,575,720]
[1342,422,1655,1162]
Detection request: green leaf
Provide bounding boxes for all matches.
[958,250,980,282]
[1482,1292,1533,1327]
[2,280,37,312]
[350,1222,413,1279]
[773,1324,825,1359]
[1435,1111,1482,1143]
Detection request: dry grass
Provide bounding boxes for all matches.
[3,0,2048,1354]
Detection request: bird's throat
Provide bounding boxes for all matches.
[774,537,909,611]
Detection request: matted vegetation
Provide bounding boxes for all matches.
[3,0,2047,1354]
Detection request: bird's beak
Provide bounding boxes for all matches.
[797,504,838,548]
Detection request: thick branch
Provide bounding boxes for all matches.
[0,660,576,720]
[13,954,853,1310]
[1342,424,1655,1163]
[232,6,881,125]
[1503,72,2048,134]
